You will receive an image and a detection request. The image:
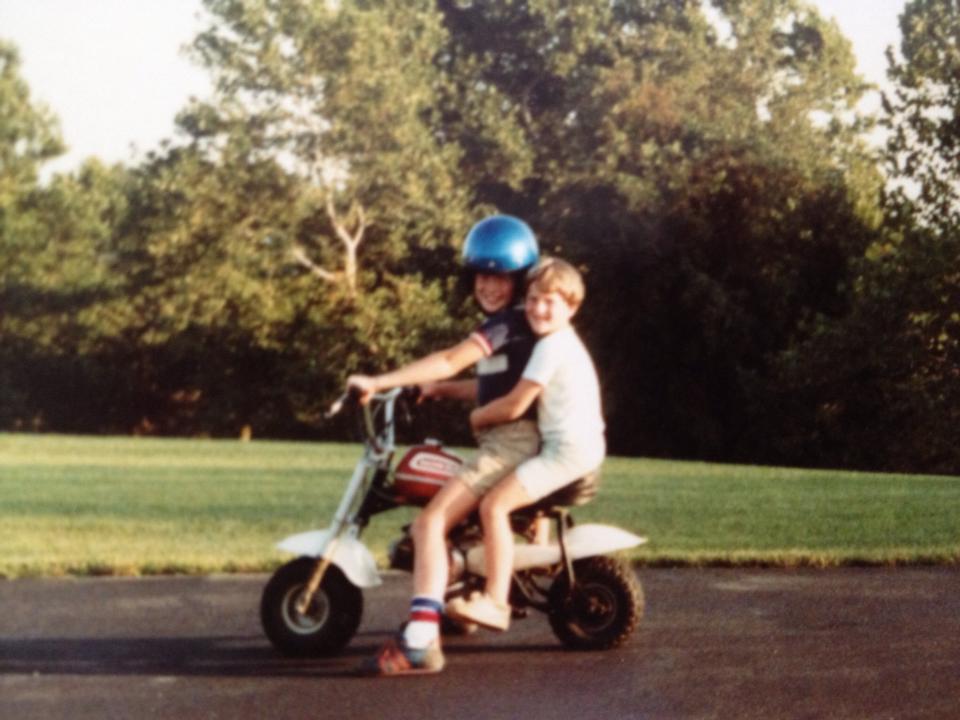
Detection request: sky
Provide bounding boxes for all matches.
[2,0,908,177]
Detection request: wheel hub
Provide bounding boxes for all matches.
[574,584,617,631]
[282,585,330,635]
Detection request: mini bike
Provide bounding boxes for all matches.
[260,387,647,656]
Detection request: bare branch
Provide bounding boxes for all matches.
[323,192,368,299]
[290,244,338,283]
[326,194,365,250]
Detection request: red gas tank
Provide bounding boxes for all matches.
[394,440,463,505]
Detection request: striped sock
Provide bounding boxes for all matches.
[403,596,443,649]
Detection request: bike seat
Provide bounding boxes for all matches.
[519,472,601,514]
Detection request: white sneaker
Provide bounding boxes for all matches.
[446,592,511,631]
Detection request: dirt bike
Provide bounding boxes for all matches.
[259,387,647,656]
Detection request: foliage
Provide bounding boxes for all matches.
[0,150,126,428]
[766,0,960,473]
[1,2,958,472]
[0,41,63,208]
[186,0,477,285]
[426,0,881,460]
[884,0,960,228]
[0,40,66,367]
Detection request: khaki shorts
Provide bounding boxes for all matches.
[515,439,605,502]
[456,420,540,497]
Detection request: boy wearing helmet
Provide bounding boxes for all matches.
[348,215,540,675]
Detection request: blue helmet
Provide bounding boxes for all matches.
[462,215,539,274]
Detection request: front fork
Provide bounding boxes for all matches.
[297,544,342,615]
[294,453,374,614]
[295,461,396,614]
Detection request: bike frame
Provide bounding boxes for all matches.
[279,387,647,614]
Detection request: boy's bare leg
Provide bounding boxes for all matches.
[361,478,479,673]
[477,472,533,604]
[411,478,480,599]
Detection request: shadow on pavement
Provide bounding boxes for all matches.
[0,634,374,679]
[0,630,561,680]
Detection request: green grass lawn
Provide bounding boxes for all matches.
[1,433,958,578]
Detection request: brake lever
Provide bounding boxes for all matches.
[324,392,349,419]
[325,386,360,419]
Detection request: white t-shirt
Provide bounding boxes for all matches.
[521,326,605,456]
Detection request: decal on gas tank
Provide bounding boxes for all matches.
[398,451,462,480]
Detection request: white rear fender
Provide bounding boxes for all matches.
[563,523,648,559]
[277,529,382,588]
[466,523,647,574]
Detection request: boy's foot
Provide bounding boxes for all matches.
[357,635,445,676]
[445,592,511,631]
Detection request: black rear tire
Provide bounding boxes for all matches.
[547,556,644,650]
[260,557,363,657]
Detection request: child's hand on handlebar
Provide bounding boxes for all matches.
[418,382,442,403]
[346,375,378,405]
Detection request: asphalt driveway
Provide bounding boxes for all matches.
[2,567,959,719]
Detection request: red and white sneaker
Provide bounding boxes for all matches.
[357,635,445,677]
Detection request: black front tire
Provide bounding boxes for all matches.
[547,556,644,651]
[260,557,363,657]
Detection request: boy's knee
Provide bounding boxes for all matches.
[412,506,444,540]
[410,511,431,541]
[479,492,505,523]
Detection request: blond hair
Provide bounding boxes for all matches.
[526,257,585,309]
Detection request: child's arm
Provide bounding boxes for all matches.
[348,339,485,403]
[470,379,542,431]
[422,379,478,403]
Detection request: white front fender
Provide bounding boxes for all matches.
[277,529,382,588]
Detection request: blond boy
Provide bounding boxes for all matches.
[447,258,605,631]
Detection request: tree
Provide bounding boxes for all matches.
[769,0,960,473]
[0,4,896,461]
[0,39,69,429]
[0,41,63,207]
[0,157,136,431]
[186,0,477,293]
[0,39,65,303]
[884,0,960,228]
[426,0,881,459]
[170,0,884,453]
[79,0,511,437]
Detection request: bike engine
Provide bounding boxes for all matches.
[447,547,466,583]
[388,533,414,572]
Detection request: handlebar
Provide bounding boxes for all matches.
[325,385,422,420]
[325,386,426,456]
